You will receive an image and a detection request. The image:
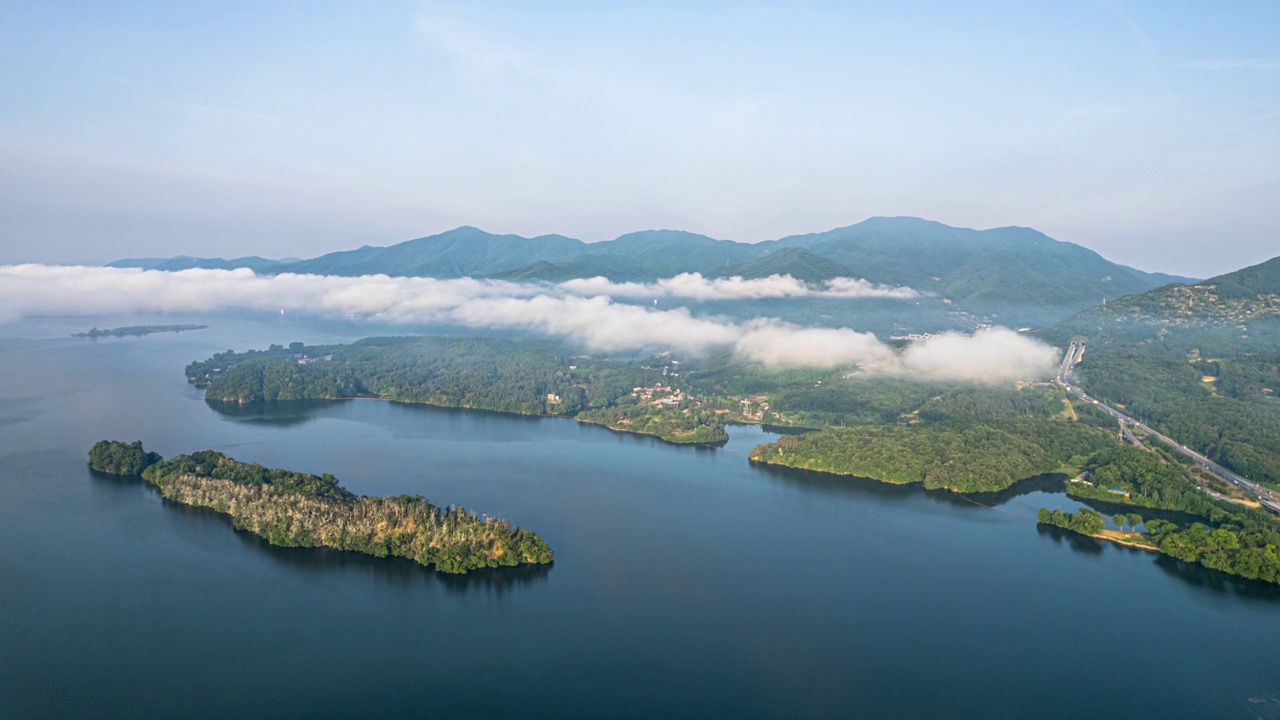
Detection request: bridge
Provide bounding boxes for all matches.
[1058,342,1280,516]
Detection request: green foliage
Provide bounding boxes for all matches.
[1074,354,1280,486]
[142,450,355,501]
[88,440,161,476]
[1046,260,1280,488]
[1067,445,1220,517]
[1043,443,1280,585]
[749,418,1112,493]
[101,442,553,574]
[1145,517,1280,584]
[577,404,728,444]
[190,337,731,444]
[1037,506,1105,535]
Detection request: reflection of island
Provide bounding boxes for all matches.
[204,398,331,428]
[88,440,554,574]
[74,324,207,338]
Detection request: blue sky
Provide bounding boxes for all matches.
[1,1,1276,276]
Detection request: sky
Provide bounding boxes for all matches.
[0,1,1276,277]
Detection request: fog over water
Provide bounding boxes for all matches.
[0,264,1055,380]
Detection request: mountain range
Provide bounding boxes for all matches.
[110,217,1193,317]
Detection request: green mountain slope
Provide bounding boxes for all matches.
[1053,254,1280,344]
[110,217,1190,318]
[278,226,586,277]
[1209,255,1280,298]
[1046,253,1280,489]
[496,230,766,282]
[724,247,854,283]
[770,217,1176,307]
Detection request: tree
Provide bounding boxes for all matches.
[88,440,161,476]
[1113,514,1127,531]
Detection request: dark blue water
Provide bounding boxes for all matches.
[2,315,1279,719]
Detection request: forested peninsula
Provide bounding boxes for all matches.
[88,440,553,574]
[184,336,1125,491]
[186,337,731,444]
[747,419,1113,493]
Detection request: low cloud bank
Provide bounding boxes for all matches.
[0,265,1053,381]
[559,272,920,300]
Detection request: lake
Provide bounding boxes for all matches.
[2,315,1278,719]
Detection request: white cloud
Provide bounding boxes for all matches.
[733,321,895,368]
[1181,59,1280,70]
[558,272,919,301]
[898,328,1060,383]
[0,265,1052,381]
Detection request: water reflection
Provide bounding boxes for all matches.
[205,399,332,427]
[151,487,551,596]
[216,520,554,597]
[749,461,1069,511]
[1152,555,1280,602]
[1035,524,1105,555]
[1066,495,1205,528]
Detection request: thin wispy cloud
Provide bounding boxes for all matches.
[0,264,1052,381]
[416,15,530,73]
[1182,59,1280,70]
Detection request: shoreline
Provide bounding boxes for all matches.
[1093,528,1159,552]
[219,394,741,448]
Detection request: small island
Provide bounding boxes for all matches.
[88,440,553,574]
[74,324,208,338]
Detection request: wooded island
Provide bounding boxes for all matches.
[88,440,553,574]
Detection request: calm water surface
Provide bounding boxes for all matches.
[1,315,1278,719]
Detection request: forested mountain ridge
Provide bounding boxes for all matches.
[108,217,1189,313]
[765,217,1187,307]
[1046,253,1280,490]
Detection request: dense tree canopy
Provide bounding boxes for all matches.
[89,440,161,476]
[89,441,553,574]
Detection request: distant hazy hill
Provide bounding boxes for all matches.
[109,217,1191,318]
[765,217,1184,308]
[109,255,285,273]
[279,226,586,277]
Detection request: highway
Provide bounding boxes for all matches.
[1058,342,1280,515]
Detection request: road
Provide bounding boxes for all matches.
[1058,342,1280,515]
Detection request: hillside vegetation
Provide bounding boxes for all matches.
[88,440,553,574]
[1049,253,1280,488]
